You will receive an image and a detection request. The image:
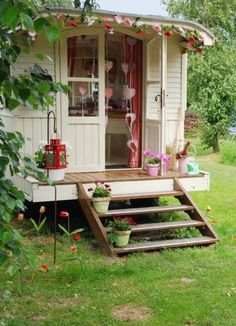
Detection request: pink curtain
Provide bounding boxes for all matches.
[125,38,142,168]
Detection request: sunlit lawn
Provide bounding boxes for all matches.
[1,154,236,326]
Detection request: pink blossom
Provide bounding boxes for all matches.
[123,17,133,27]
[103,16,111,22]
[143,149,153,156]
[176,26,185,35]
[187,42,194,51]
[152,24,161,32]
[28,32,37,41]
[114,15,123,24]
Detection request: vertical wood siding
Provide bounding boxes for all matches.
[166,36,183,147]
[67,123,100,171]
[10,35,55,157]
[146,38,161,120]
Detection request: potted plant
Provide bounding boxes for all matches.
[108,216,136,247]
[34,141,47,169]
[143,149,171,176]
[143,149,161,176]
[34,140,71,181]
[88,182,111,214]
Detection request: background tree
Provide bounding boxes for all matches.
[0,0,97,273]
[163,0,236,152]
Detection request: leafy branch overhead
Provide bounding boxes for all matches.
[0,0,98,272]
[163,0,236,152]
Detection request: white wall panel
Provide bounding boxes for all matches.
[166,36,183,148]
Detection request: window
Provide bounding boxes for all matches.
[67,35,99,116]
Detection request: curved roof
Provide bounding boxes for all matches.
[47,7,215,45]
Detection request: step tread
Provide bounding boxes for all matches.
[110,190,184,201]
[105,219,205,233]
[114,236,217,253]
[99,204,194,217]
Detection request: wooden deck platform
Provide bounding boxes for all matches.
[12,169,210,203]
[45,169,205,185]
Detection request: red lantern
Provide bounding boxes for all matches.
[45,137,67,169]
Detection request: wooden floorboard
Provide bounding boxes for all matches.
[39,169,204,186]
[99,204,194,217]
[110,190,184,201]
[114,236,217,254]
[105,220,205,233]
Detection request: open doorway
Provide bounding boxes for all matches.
[105,32,143,169]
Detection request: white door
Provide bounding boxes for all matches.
[59,29,105,172]
[144,36,166,154]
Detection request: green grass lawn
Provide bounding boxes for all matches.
[1,155,236,326]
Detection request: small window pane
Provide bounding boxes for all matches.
[67,35,98,78]
[68,81,99,117]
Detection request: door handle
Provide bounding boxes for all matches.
[155,94,161,103]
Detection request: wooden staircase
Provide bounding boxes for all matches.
[78,177,219,256]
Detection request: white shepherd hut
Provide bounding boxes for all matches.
[1,8,218,255]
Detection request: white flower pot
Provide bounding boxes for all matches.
[46,168,66,181]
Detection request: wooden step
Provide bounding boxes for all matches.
[105,219,205,233]
[114,236,217,254]
[110,190,184,201]
[99,204,194,217]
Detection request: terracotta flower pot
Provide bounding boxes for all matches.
[92,197,110,214]
[113,230,131,247]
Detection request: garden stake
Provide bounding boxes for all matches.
[53,185,57,265]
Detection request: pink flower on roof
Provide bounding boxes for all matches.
[187,42,194,51]
[103,16,111,22]
[114,15,123,24]
[123,17,133,27]
[152,24,161,32]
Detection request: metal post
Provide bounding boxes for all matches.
[53,185,57,265]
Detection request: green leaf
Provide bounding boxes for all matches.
[3,231,14,244]
[0,156,9,171]
[20,13,34,31]
[2,212,12,223]
[6,98,20,110]
[71,228,84,235]
[38,82,51,94]
[0,251,8,266]
[6,198,16,211]
[34,17,49,33]
[38,217,47,231]
[46,25,60,43]
[19,88,31,101]
[30,218,39,232]
[2,7,18,28]
[58,224,70,236]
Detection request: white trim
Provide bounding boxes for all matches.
[160,35,167,153]
[12,173,210,202]
[180,53,187,146]
[59,28,105,172]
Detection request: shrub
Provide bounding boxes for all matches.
[220,141,236,166]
